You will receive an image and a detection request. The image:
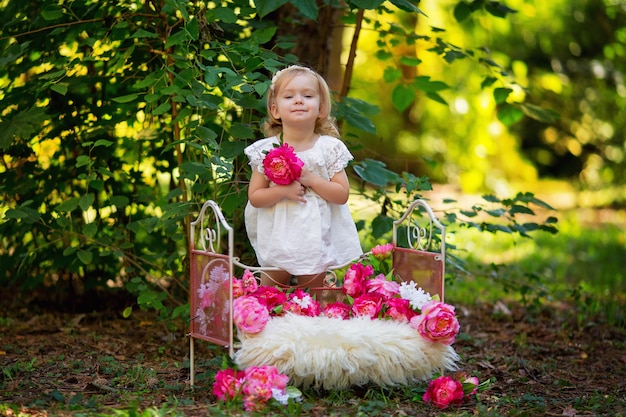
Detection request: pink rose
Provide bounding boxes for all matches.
[343,262,374,298]
[365,274,400,298]
[410,301,460,345]
[241,269,258,294]
[250,286,287,314]
[352,293,384,318]
[213,368,244,401]
[233,295,270,334]
[423,375,465,409]
[262,143,304,185]
[231,278,245,298]
[322,302,352,319]
[383,297,416,322]
[371,243,394,259]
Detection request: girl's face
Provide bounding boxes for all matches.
[270,73,321,129]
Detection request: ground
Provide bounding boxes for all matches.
[1,295,625,416]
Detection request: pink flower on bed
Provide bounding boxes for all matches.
[262,143,304,185]
[371,243,394,259]
[213,368,244,401]
[233,295,270,334]
[410,301,460,345]
[383,297,416,322]
[352,293,384,318]
[343,262,374,297]
[322,302,352,319]
[284,289,320,316]
[241,269,258,294]
[365,273,400,298]
[250,286,287,314]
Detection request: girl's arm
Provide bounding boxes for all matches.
[299,168,350,205]
[248,168,307,208]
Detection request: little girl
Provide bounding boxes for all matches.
[244,65,363,289]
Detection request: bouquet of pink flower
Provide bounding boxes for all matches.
[262,143,304,185]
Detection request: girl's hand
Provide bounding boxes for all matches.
[284,181,307,203]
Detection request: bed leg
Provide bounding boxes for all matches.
[190,336,195,388]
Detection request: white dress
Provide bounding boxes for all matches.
[244,135,363,275]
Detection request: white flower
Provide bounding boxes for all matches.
[271,388,289,405]
[291,294,312,309]
[398,281,432,310]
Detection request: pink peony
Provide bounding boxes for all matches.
[233,295,270,334]
[383,297,416,322]
[213,368,244,401]
[410,301,460,345]
[343,262,374,298]
[352,293,384,318]
[262,143,304,185]
[242,365,289,405]
[371,243,394,259]
[250,286,287,314]
[365,274,400,298]
[322,302,352,319]
[423,375,465,409]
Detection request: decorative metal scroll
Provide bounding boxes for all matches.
[392,199,446,301]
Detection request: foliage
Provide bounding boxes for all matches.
[0,0,558,324]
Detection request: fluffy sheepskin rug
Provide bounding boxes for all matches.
[234,313,460,390]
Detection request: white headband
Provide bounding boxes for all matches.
[270,65,317,92]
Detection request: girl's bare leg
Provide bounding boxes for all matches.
[297,272,327,302]
[259,269,291,287]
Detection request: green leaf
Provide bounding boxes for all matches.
[251,27,277,44]
[348,0,384,9]
[79,193,95,211]
[388,0,425,14]
[77,250,93,265]
[453,2,472,22]
[0,107,47,150]
[290,0,318,20]
[509,204,535,215]
[186,16,199,41]
[414,76,449,93]
[521,103,560,123]
[255,0,288,18]
[112,94,139,104]
[391,84,414,112]
[122,306,133,318]
[497,103,524,126]
[50,83,68,96]
[110,195,130,208]
[76,155,91,168]
[493,87,512,104]
[353,159,401,187]
[83,222,98,238]
[41,6,64,21]
[151,102,172,116]
[131,29,159,39]
[164,30,188,48]
[229,123,255,139]
[56,197,80,212]
[371,214,394,239]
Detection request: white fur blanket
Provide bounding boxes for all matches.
[234,314,459,390]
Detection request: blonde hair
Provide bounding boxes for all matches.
[262,65,340,138]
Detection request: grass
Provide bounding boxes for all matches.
[445,208,626,327]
